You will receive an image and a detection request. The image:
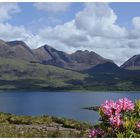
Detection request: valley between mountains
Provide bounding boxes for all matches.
[0,39,140,91]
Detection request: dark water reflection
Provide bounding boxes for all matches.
[0,91,139,123]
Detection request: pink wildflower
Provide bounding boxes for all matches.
[109,114,123,127]
[100,100,121,117]
[89,128,104,138]
[89,129,97,138]
[117,98,134,111]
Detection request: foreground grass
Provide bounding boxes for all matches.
[0,112,92,138]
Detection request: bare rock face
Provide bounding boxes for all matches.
[70,50,113,70]
[0,40,37,61]
[71,50,109,65]
[33,45,73,67]
[0,39,113,71]
[121,54,140,70]
[0,40,16,58]
[34,45,112,71]
[6,41,37,61]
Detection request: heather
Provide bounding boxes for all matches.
[89,98,140,138]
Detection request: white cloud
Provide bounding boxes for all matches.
[0,23,27,40]
[130,17,140,38]
[34,3,71,13]
[0,3,42,49]
[75,3,128,38]
[0,22,42,49]
[132,17,140,30]
[0,3,20,22]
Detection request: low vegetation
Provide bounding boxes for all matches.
[0,112,92,138]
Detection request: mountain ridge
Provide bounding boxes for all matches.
[121,54,140,70]
[1,39,140,72]
[0,39,113,71]
[0,39,140,90]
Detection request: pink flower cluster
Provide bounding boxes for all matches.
[117,98,134,111]
[109,114,122,127]
[100,100,121,117]
[89,128,104,138]
[100,98,134,127]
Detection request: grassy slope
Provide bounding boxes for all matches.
[0,57,140,91]
[0,57,88,90]
[0,112,91,138]
[124,66,140,70]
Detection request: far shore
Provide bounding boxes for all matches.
[0,88,140,92]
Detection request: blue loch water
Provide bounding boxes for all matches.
[0,91,139,123]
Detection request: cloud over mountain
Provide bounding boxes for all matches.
[0,3,140,65]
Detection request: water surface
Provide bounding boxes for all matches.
[0,91,139,123]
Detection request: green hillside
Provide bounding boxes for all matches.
[0,57,88,90]
[124,66,140,70]
[0,57,140,91]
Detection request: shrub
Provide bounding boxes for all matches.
[89,98,140,138]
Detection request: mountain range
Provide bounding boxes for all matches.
[1,40,112,71]
[0,39,140,91]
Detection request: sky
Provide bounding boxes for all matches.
[1,2,140,65]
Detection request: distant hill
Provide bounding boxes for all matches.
[85,61,140,77]
[33,45,73,68]
[70,50,112,71]
[34,45,112,71]
[6,40,37,61]
[121,54,140,70]
[0,40,36,61]
[0,57,87,90]
[0,40,15,58]
[0,39,140,90]
[0,39,113,71]
[85,62,122,75]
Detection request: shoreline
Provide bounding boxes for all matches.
[0,88,140,92]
